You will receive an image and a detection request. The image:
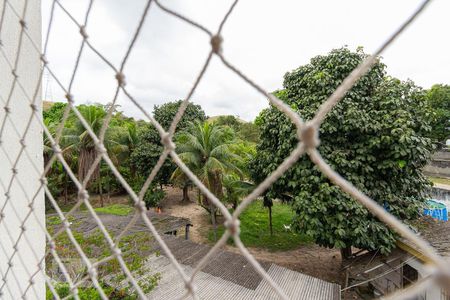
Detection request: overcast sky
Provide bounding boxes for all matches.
[41,0,450,121]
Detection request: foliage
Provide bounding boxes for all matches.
[94,204,134,216]
[46,275,160,299]
[143,187,165,209]
[46,215,75,226]
[43,102,150,207]
[213,115,242,132]
[212,115,260,143]
[62,104,107,187]
[207,201,312,251]
[229,141,256,176]
[43,102,67,124]
[238,122,260,143]
[46,221,160,298]
[426,84,450,146]
[222,173,254,209]
[173,121,242,212]
[131,101,207,186]
[129,176,166,209]
[153,100,206,131]
[46,282,137,300]
[251,47,434,254]
[130,126,174,185]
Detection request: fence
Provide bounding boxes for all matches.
[0,0,449,299]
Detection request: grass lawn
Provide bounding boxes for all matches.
[207,201,312,251]
[94,204,134,216]
[429,176,450,186]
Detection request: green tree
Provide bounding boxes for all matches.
[238,122,260,143]
[173,121,242,239]
[251,47,434,258]
[213,115,242,132]
[43,102,67,124]
[222,173,253,210]
[66,105,107,202]
[213,115,259,143]
[426,84,450,147]
[131,101,207,193]
[153,100,206,131]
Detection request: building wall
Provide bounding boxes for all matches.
[0,1,44,299]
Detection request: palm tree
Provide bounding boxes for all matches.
[43,119,76,167]
[43,119,77,203]
[223,173,253,210]
[102,122,138,201]
[69,105,106,203]
[172,121,243,239]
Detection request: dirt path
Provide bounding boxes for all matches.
[159,186,343,285]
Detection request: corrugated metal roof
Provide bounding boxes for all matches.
[146,237,340,299]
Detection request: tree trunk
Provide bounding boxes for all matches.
[64,173,69,204]
[209,173,222,242]
[99,172,104,207]
[210,203,217,242]
[182,185,190,202]
[106,169,111,203]
[78,147,98,188]
[268,205,273,236]
[340,247,352,260]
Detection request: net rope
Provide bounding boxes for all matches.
[0,0,448,299]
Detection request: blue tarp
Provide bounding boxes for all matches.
[423,199,448,221]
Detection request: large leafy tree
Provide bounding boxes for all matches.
[251,47,434,257]
[426,84,450,147]
[153,100,206,131]
[213,115,242,132]
[131,101,207,191]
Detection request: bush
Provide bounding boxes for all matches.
[129,176,166,210]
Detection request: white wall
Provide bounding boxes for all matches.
[0,0,44,299]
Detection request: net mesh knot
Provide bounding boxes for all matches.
[299,122,319,149]
[65,93,75,104]
[115,72,126,87]
[161,132,176,151]
[210,35,223,54]
[225,219,240,235]
[79,25,89,39]
[19,19,26,29]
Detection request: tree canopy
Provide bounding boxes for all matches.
[130,100,207,185]
[212,115,260,143]
[153,100,206,131]
[251,47,434,255]
[426,84,450,147]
